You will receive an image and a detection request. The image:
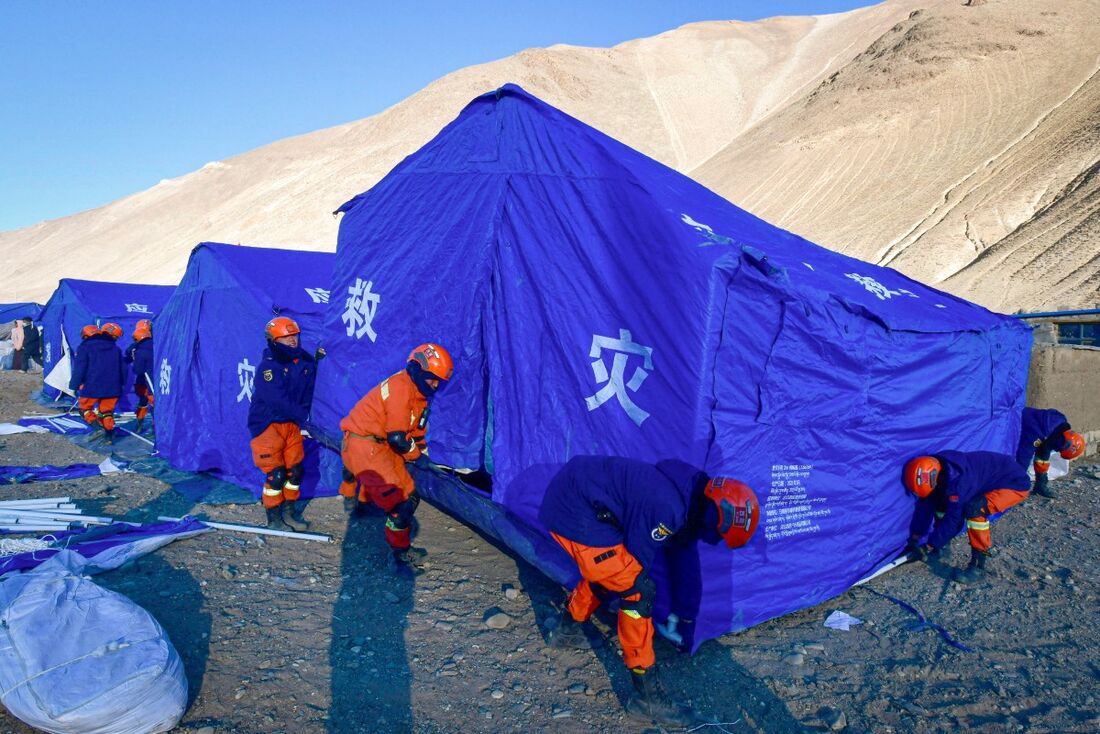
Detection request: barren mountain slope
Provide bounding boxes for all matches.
[0,1,925,303]
[692,0,1100,309]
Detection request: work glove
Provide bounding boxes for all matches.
[314,346,327,362]
[907,542,937,562]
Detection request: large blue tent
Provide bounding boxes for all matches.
[39,279,174,410]
[155,243,335,497]
[311,85,1032,649]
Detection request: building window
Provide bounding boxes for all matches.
[1058,322,1100,346]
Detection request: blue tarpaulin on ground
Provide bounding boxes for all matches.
[0,459,126,484]
[155,243,335,498]
[39,279,174,410]
[311,85,1032,650]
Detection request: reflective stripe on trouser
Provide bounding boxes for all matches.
[78,397,118,430]
[966,488,1029,551]
[250,422,304,507]
[135,384,154,420]
[1033,459,1051,476]
[550,531,655,670]
[385,517,411,550]
[262,486,285,508]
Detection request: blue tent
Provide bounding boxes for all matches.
[155,243,335,497]
[311,85,1032,649]
[39,279,174,410]
[0,303,43,326]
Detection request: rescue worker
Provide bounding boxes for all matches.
[70,322,126,443]
[123,319,155,434]
[247,316,322,531]
[538,456,760,728]
[338,343,454,575]
[1015,407,1086,499]
[903,450,1031,584]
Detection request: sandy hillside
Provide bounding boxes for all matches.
[2,0,1097,312]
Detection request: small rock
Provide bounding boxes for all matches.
[490,689,504,699]
[823,707,847,731]
[435,621,454,632]
[504,587,520,601]
[567,683,586,695]
[552,708,573,719]
[484,608,512,629]
[194,728,215,734]
[805,642,825,651]
[783,653,805,666]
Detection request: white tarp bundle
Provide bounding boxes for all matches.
[0,551,186,733]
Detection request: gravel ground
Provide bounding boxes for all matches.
[1,370,1098,733]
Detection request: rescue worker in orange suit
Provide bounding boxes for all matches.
[123,319,155,434]
[338,343,454,576]
[69,323,126,443]
[1015,407,1086,499]
[538,456,760,728]
[247,316,322,531]
[903,450,1031,584]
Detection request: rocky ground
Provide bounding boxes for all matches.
[0,370,1098,734]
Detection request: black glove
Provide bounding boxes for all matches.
[314,346,327,362]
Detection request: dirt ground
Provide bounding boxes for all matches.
[1,369,1098,734]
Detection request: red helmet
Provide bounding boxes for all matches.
[903,456,941,498]
[133,319,153,341]
[100,322,123,340]
[80,325,99,339]
[703,477,759,549]
[408,343,454,381]
[265,316,300,341]
[1061,431,1086,460]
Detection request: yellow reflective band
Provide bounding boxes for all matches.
[935,511,945,519]
[966,520,990,530]
[385,518,402,531]
[284,483,301,491]
[622,610,642,620]
[263,487,283,496]
[380,379,390,401]
[1035,461,1050,469]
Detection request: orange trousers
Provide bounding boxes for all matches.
[135,383,154,420]
[551,532,655,670]
[78,397,118,431]
[338,431,415,503]
[966,488,1029,552]
[250,422,304,508]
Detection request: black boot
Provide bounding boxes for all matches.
[284,501,310,531]
[103,428,115,445]
[548,610,605,649]
[1033,474,1056,498]
[134,418,144,434]
[265,505,292,531]
[389,548,425,577]
[955,549,988,584]
[342,496,356,515]
[625,665,704,728]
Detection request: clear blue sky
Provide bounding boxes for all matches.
[0,1,879,232]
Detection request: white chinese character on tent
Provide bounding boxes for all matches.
[159,358,171,395]
[342,278,380,341]
[44,342,51,364]
[305,287,330,304]
[237,358,256,403]
[124,303,151,313]
[584,329,654,427]
[844,273,919,301]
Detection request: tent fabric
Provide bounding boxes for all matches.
[155,242,335,497]
[312,85,1032,650]
[39,279,174,410]
[0,458,126,485]
[0,303,43,326]
[0,550,189,734]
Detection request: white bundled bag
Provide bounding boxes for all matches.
[0,551,187,733]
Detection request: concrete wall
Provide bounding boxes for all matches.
[1027,344,1100,457]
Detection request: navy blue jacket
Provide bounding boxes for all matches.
[246,343,317,438]
[538,456,704,570]
[1015,408,1070,467]
[911,450,1030,550]
[124,338,155,389]
[69,334,126,398]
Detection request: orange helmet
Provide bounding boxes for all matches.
[1061,430,1086,460]
[100,322,122,340]
[133,319,153,341]
[408,343,454,382]
[903,456,941,498]
[80,325,99,339]
[265,316,300,341]
[703,477,760,549]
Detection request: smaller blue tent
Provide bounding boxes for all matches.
[39,280,174,410]
[0,303,43,326]
[155,243,335,497]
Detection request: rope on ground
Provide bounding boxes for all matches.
[0,538,53,557]
[859,586,973,653]
[687,720,742,733]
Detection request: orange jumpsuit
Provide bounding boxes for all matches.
[339,370,428,548]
